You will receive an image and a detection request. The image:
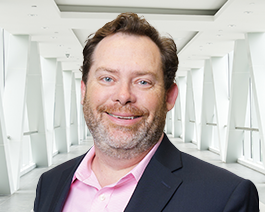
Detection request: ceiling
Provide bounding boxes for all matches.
[0,0,264,78]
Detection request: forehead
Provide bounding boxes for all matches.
[91,32,162,72]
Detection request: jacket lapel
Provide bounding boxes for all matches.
[45,136,182,212]
[48,154,86,212]
[125,135,183,212]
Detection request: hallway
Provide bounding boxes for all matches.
[0,136,264,212]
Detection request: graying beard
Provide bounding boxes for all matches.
[83,98,167,160]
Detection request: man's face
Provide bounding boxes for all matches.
[81,32,177,159]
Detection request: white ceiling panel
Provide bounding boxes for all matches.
[55,0,228,10]
[0,0,264,76]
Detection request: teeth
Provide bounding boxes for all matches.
[108,113,137,120]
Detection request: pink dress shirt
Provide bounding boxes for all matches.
[62,140,161,212]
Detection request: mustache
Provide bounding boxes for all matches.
[97,103,148,116]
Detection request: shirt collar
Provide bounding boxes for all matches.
[129,140,161,181]
[72,139,162,184]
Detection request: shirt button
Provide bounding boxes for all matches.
[99,194,105,201]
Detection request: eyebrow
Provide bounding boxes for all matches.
[133,71,157,77]
[95,67,118,74]
[95,67,158,80]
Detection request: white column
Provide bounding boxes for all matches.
[166,110,172,135]
[246,32,265,167]
[178,76,186,139]
[192,68,204,146]
[54,61,69,152]
[63,71,79,145]
[2,35,30,193]
[80,105,87,140]
[75,78,85,141]
[26,41,49,167]
[0,67,13,195]
[172,78,182,138]
[211,56,229,161]
[184,68,203,145]
[63,71,72,146]
[70,73,79,145]
[41,58,57,156]
[0,28,12,195]
[184,71,195,142]
[200,60,215,150]
[0,28,4,95]
[225,40,250,163]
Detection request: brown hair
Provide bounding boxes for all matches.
[81,12,178,91]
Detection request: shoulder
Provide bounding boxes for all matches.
[39,153,86,184]
[158,135,245,183]
[154,138,259,211]
[178,152,259,211]
[180,151,241,181]
[34,154,87,211]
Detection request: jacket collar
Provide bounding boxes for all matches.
[48,134,183,212]
[49,154,86,212]
[124,134,183,212]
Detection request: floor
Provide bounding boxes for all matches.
[0,136,264,212]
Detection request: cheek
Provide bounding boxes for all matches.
[151,93,166,114]
[88,88,111,107]
[139,94,162,115]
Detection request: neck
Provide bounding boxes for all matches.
[91,146,150,187]
[91,134,164,187]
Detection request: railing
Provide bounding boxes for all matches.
[7,130,39,139]
[23,130,38,136]
[235,127,259,132]
[206,122,217,126]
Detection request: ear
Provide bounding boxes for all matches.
[166,83,178,111]
[81,80,86,105]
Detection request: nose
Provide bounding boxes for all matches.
[111,82,136,105]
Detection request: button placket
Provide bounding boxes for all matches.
[99,194,106,201]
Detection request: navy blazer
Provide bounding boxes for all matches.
[34,135,259,211]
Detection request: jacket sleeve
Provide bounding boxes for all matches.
[223,179,259,212]
[33,174,43,212]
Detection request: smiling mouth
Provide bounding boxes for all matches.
[106,112,141,120]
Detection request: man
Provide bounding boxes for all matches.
[34,13,259,212]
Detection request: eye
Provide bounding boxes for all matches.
[99,76,115,85]
[139,80,148,85]
[102,77,113,82]
[136,79,153,88]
